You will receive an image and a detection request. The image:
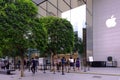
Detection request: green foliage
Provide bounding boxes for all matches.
[31,18,47,53]
[73,33,84,55]
[40,16,74,54]
[0,0,47,57]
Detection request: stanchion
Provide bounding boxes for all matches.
[43,65,46,73]
[84,66,86,72]
[40,64,42,70]
[62,64,64,75]
[53,64,55,74]
[67,65,70,73]
[87,62,90,71]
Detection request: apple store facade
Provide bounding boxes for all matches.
[87,0,120,67]
[33,0,120,67]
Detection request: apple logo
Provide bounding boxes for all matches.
[106,15,116,28]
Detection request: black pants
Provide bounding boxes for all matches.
[31,66,35,74]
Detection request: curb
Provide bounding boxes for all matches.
[70,71,120,76]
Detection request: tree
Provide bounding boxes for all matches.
[40,16,74,62]
[0,0,47,77]
[73,32,84,56]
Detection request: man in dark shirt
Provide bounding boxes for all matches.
[31,58,36,74]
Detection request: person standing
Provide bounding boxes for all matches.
[61,57,66,75]
[5,60,10,69]
[56,56,61,72]
[69,57,74,70]
[17,60,21,70]
[76,58,80,70]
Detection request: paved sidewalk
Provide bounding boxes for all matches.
[1,67,120,80]
[80,67,120,76]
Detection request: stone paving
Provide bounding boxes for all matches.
[1,67,120,80]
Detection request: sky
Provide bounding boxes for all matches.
[61,5,86,38]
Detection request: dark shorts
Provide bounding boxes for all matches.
[76,64,80,67]
[70,63,74,66]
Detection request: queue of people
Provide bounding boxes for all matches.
[8,56,81,74]
[0,56,81,75]
[52,56,81,72]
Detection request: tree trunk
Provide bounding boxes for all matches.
[20,55,24,77]
[50,53,53,71]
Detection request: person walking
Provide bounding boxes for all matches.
[27,59,31,72]
[31,58,36,74]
